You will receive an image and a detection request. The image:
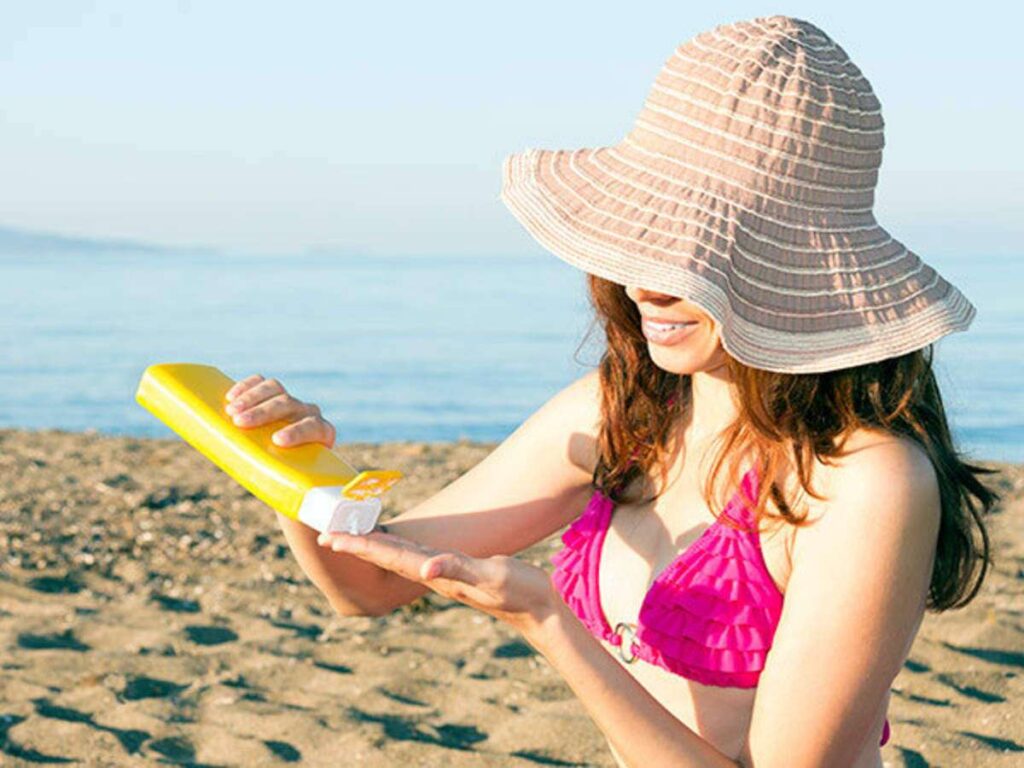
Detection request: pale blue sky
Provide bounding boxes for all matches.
[2,1,1021,256]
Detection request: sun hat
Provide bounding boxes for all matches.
[498,15,975,374]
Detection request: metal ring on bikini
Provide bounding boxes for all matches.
[613,621,640,664]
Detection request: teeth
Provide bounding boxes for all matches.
[646,320,690,330]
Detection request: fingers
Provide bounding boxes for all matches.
[319,531,443,584]
[233,391,312,428]
[223,374,333,448]
[416,551,491,600]
[272,414,335,448]
[225,377,284,414]
[421,552,472,581]
[318,531,479,586]
[226,374,264,402]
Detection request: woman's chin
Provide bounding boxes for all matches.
[647,344,712,375]
[644,330,727,375]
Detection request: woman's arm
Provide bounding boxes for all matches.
[741,435,939,765]
[278,368,602,616]
[362,369,601,614]
[527,434,940,768]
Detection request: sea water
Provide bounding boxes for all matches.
[0,249,1020,462]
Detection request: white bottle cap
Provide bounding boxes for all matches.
[327,496,383,535]
[297,486,383,534]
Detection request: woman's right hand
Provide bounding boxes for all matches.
[226,374,385,616]
[223,373,336,449]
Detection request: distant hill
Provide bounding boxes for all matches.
[0,225,210,255]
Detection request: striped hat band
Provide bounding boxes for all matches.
[498,14,974,374]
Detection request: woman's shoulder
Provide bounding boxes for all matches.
[816,427,937,501]
[757,428,941,593]
[563,368,604,478]
[796,426,941,545]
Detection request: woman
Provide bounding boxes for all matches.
[221,15,997,767]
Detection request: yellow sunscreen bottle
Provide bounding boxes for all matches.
[135,362,402,534]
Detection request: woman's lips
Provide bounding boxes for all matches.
[641,317,699,345]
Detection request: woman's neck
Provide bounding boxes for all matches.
[687,363,739,446]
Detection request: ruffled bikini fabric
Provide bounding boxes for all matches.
[549,466,891,746]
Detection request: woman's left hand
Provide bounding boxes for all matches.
[316,527,565,643]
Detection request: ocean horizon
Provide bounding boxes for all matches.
[2,246,1020,463]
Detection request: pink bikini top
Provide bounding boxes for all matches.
[549,464,891,747]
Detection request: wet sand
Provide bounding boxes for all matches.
[0,428,1021,766]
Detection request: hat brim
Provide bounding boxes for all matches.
[499,144,975,374]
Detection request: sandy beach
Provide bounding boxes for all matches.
[0,427,1021,767]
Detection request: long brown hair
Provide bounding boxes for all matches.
[578,275,997,611]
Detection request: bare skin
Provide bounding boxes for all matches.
[224,284,937,767]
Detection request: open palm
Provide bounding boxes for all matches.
[318,528,562,637]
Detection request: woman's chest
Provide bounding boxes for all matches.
[591,482,794,755]
[596,483,792,629]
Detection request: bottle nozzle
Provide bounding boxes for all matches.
[326,495,383,535]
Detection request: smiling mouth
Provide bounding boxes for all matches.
[641,317,699,344]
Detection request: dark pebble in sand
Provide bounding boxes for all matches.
[935,673,1006,703]
[151,594,201,613]
[345,706,487,750]
[148,735,196,762]
[121,675,187,701]
[16,629,89,652]
[493,639,535,659]
[264,740,302,762]
[897,747,929,768]
[942,642,1024,669]
[141,486,210,510]
[99,472,138,490]
[27,574,83,594]
[509,749,589,767]
[184,625,238,646]
[960,731,1024,752]
[268,618,322,639]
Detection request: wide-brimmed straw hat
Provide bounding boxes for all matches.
[499,15,975,374]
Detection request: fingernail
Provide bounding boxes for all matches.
[234,413,250,424]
